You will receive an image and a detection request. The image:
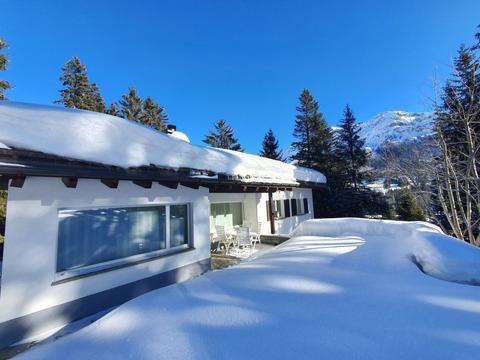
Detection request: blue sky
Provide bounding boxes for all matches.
[1,0,479,153]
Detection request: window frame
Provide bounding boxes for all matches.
[296,198,306,215]
[291,198,308,216]
[54,203,194,283]
[273,199,286,219]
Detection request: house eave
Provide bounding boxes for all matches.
[0,148,325,192]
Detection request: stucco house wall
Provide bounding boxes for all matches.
[0,177,211,345]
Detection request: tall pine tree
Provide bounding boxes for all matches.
[433,38,480,243]
[118,87,143,121]
[291,89,321,167]
[55,56,106,112]
[291,89,335,176]
[203,119,243,151]
[0,38,12,100]
[259,129,283,160]
[336,105,368,188]
[142,96,169,131]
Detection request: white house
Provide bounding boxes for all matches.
[0,102,326,348]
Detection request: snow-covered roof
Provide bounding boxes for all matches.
[166,130,190,143]
[0,102,326,186]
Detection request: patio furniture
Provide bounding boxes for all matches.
[228,226,252,257]
[250,222,262,250]
[215,225,235,254]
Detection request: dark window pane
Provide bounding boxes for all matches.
[170,204,189,247]
[284,199,291,217]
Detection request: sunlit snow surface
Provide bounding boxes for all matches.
[18,219,480,360]
[359,111,434,151]
[0,102,325,185]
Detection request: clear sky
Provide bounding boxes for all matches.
[1,0,479,153]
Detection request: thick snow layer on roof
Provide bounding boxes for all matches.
[166,130,190,143]
[18,219,480,360]
[0,102,325,185]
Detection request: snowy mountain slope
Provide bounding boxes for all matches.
[359,111,435,151]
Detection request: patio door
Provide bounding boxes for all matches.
[210,202,243,229]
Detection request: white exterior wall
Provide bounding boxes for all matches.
[208,188,314,236]
[257,188,314,235]
[0,177,210,323]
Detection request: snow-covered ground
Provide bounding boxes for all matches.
[17,219,480,360]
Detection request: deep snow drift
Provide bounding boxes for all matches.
[0,102,325,185]
[18,219,480,360]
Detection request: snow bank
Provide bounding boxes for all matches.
[292,218,480,285]
[0,102,325,185]
[18,218,480,360]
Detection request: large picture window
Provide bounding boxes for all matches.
[57,204,191,278]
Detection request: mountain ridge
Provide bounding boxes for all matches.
[358,110,434,151]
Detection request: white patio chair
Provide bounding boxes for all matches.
[250,222,262,250]
[228,226,252,258]
[215,225,235,254]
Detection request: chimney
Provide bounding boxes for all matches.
[166,124,177,134]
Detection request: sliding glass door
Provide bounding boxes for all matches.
[210,202,243,229]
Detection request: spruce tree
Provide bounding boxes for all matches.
[397,188,426,221]
[291,89,321,167]
[336,105,368,188]
[436,45,480,172]
[259,129,283,160]
[473,25,480,50]
[89,83,107,113]
[433,35,480,242]
[142,96,169,131]
[107,102,119,116]
[291,89,336,177]
[118,87,143,121]
[0,38,12,100]
[55,56,106,112]
[203,119,243,151]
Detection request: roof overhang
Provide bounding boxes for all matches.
[0,149,327,193]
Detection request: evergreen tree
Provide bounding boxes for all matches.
[203,119,243,151]
[473,24,480,50]
[433,35,480,243]
[0,38,12,100]
[55,56,106,112]
[259,129,283,160]
[118,87,143,121]
[142,96,169,131]
[107,102,119,116]
[314,187,391,218]
[396,188,426,221]
[291,89,322,167]
[336,105,368,188]
[89,83,107,113]
[291,89,336,179]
